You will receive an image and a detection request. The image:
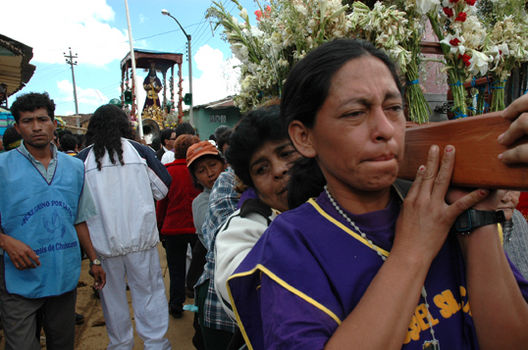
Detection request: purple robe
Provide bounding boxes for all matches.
[228,190,528,350]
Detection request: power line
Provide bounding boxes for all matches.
[134,29,181,41]
[132,19,206,42]
[34,66,71,80]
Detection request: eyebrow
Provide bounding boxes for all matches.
[274,142,293,154]
[249,141,293,170]
[21,115,50,120]
[343,90,402,106]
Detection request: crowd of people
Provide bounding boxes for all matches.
[1,38,528,350]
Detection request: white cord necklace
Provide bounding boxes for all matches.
[324,185,440,350]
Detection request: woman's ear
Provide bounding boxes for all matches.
[288,120,316,158]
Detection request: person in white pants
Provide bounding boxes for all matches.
[77,104,172,350]
[100,248,169,349]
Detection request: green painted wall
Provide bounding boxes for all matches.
[186,105,242,140]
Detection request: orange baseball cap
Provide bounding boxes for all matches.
[186,140,221,168]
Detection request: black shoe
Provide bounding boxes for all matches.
[75,313,85,325]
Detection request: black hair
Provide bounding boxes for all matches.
[213,125,230,139]
[159,128,174,147]
[226,105,288,188]
[85,104,134,170]
[2,126,22,151]
[59,133,77,152]
[287,157,326,209]
[57,129,72,139]
[150,136,161,151]
[76,134,85,151]
[175,122,196,137]
[280,39,403,199]
[281,38,403,130]
[10,92,56,122]
[216,128,232,154]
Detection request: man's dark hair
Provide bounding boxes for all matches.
[213,125,230,140]
[60,133,78,152]
[85,104,134,170]
[151,136,161,151]
[287,157,326,209]
[216,128,232,154]
[175,122,195,137]
[10,92,56,122]
[159,128,174,147]
[76,134,85,151]
[226,105,287,188]
[2,126,22,151]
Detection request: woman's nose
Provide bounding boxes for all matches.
[370,107,395,142]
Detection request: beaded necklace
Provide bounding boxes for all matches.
[324,185,440,350]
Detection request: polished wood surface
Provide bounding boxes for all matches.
[399,112,528,190]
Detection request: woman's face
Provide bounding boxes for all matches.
[193,157,226,190]
[249,139,299,212]
[296,55,405,198]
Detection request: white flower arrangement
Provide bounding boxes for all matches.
[207,0,527,116]
[479,0,528,110]
[421,0,488,117]
[207,0,349,111]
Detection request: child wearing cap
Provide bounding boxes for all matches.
[187,141,227,193]
[186,140,231,349]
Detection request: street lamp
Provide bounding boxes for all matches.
[161,9,194,126]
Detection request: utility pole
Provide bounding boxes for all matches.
[124,0,143,139]
[63,47,79,126]
[161,9,194,126]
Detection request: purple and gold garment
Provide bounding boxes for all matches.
[228,190,528,350]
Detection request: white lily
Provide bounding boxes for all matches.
[468,49,491,76]
[415,0,441,15]
[440,34,466,55]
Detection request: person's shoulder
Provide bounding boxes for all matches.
[233,205,315,275]
[256,202,323,248]
[512,209,528,229]
[240,198,272,218]
[165,158,186,169]
[75,145,93,162]
[0,149,12,161]
[277,201,316,223]
[215,168,235,183]
[58,150,83,167]
[125,138,154,155]
[211,169,236,193]
[193,190,209,202]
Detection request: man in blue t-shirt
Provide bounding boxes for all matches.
[0,92,105,350]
